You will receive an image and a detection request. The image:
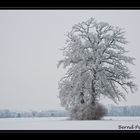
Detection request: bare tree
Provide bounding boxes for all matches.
[57,18,137,119]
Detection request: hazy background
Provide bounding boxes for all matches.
[0,10,139,111]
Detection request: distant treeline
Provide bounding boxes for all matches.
[0,109,69,118]
[106,105,140,116]
[0,105,140,118]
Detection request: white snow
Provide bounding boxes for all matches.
[0,117,140,130]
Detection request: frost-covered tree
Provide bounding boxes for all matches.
[57,18,137,113]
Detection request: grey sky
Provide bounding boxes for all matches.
[0,10,140,111]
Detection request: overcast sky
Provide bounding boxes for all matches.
[0,10,140,111]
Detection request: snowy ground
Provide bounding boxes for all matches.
[0,117,140,130]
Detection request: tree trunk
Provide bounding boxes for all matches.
[80,92,85,104]
[91,79,96,105]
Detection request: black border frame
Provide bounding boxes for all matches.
[0,6,140,134]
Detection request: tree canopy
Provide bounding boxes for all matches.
[58,18,137,110]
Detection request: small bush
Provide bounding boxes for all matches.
[70,103,107,120]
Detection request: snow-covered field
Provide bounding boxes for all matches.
[0,117,140,130]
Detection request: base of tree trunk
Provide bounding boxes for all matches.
[70,103,107,120]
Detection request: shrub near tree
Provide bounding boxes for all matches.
[70,103,107,120]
